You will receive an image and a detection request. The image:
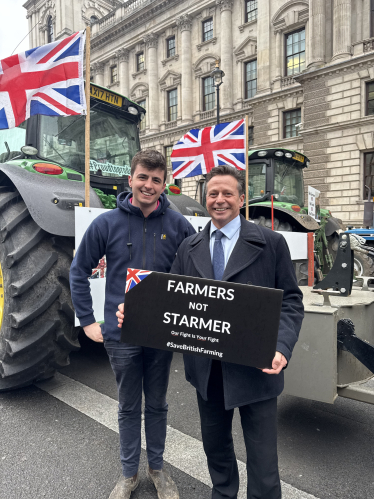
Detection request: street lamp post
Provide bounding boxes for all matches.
[210,60,225,125]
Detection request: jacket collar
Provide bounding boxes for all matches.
[188,215,266,281]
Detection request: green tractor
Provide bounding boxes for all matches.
[242,148,374,283]
[0,83,205,391]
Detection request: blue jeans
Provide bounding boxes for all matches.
[104,341,173,478]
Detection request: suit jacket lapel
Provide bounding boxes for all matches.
[222,216,266,281]
[189,222,214,280]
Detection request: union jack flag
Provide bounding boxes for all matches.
[126,269,153,293]
[171,119,245,179]
[0,31,86,130]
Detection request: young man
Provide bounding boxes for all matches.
[70,149,195,499]
[168,165,304,498]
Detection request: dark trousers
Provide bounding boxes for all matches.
[197,360,281,499]
[105,341,173,478]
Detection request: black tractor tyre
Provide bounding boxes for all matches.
[0,186,80,391]
[353,251,374,278]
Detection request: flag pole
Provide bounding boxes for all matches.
[85,26,91,208]
[245,115,249,221]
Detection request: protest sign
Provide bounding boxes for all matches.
[308,186,321,221]
[122,270,283,369]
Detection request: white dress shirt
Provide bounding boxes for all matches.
[209,214,241,268]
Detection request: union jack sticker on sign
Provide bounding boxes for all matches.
[0,31,86,130]
[126,269,153,293]
[171,119,245,179]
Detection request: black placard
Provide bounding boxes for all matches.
[122,271,283,369]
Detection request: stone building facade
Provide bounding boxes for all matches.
[24,0,374,225]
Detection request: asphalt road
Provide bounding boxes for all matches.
[1,333,374,499]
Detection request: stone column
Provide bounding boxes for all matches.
[362,0,371,40]
[27,12,33,48]
[332,0,352,61]
[29,10,36,48]
[117,49,130,97]
[176,14,193,123]
[274,31,282,79]
[144,33,159,132]
[216,0,233,113]
[34,10,40,47]
[95,62,105,86]
[257,0,271,94]
[308,0,326,68]
[356,0,363,41]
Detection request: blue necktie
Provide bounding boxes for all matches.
[213,230,225,281]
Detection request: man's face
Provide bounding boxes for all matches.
[206,175,244,229]
[128,164,166,209]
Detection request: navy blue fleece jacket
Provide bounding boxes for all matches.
[70,192,195,341]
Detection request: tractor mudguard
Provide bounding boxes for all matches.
[325,216,345,236]
[166,193,209,217]
[247,204,320,231]
[0,163,103,237]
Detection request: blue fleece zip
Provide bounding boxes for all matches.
[70,192,196,341]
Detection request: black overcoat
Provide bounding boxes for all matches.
[170,215,304,409]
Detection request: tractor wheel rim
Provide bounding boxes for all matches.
[0,262,4,330]
[354,257,363,277]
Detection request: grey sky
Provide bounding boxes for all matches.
[0,0,29,60]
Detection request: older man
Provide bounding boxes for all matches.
[169,165,304,499]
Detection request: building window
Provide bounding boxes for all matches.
[245,60,257,99]
[366,82,374,115]
[165,146,173,175]
[110,66,117,84]
[286,29,306,76]
[364,152,374,198]
[245,0,258,23]
[47,16,54,43]
[203,76,215,111]
[138,100,146,130]
[166,37,175,58]
[136,53,144,72]
[202,18,213,42]
[284,109,301,138]
[248,126,254,146]
[168,89,178,121]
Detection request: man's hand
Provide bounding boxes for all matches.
[83,322,103,343]
[262,351,287,375]
[116,303,125,328]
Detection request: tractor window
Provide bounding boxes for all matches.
[0,122,26,162]
[273,160,304,206]
[247,163,266,200]
[38,109,140,178]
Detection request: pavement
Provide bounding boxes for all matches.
[1,333,374,499]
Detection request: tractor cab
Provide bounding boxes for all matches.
[0,83,145,198]
[246,148,308,210]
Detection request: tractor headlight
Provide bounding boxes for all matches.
[128,106,139,115]
[285,152,292,158]
[274,151,284,157]
[258,151,267,157]
[21,146,38,156]
[139,112,145,121]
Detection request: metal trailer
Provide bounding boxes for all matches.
[284,284,374,405]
